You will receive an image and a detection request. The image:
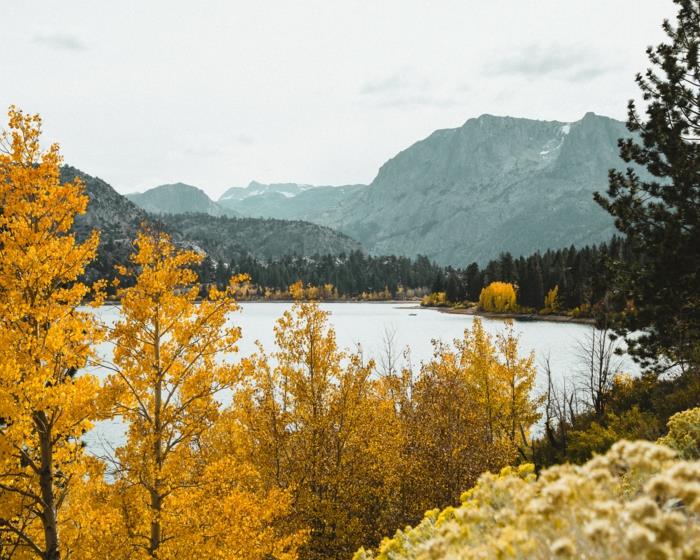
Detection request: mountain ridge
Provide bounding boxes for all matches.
[337,111,627,264]
[61,167,363,279]
[112,112,633,266]
[127,182,239,217]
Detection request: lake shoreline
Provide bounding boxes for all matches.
[422,305,596,325]
[100,299,596,325]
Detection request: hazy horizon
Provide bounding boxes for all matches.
[1,1,673,197]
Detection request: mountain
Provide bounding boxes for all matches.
[218,181,366,224]
[156,213,361,262]
[340,112,631,265]
[219,181,318,202]
[217,113,631,265]
[61,166,149,280]
[127,183,238,217]
[61,167,362,279]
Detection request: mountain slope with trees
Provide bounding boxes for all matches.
[157,212,361,262]
[62,167,362,279]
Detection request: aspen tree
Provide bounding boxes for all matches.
[0,107,102,560]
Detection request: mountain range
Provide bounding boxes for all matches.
[128,112,631,265]
[338,112,628,265]
[62,167,359,280]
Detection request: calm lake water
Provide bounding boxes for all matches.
[84,302,639,452]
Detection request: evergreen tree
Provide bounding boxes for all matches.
[594,0,700,369]
[465,262,483,302]
[445,273,461,303]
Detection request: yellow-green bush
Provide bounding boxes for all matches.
[355,439,700,559]
[478,282,517,312]
[659,407,700,460]
[421,292,448,307]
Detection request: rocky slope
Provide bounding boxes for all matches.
[338,112,629,265]
[62,166,149,280]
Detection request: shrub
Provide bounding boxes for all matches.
[659,407,700,460]
[478,282,517,312]
[355,439,700,559]
[421,292,448,307]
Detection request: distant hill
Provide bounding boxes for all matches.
[219,181,318,202]
[218,181,366,224]
[157,213,361,262]
[61,167,362,280]
[212,113,633,266]
[61,166,149,280]
[127,183,238,217]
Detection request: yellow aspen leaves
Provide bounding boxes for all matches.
[543,285,560,314]
[478,282,517,312]
[86,229,299,560]
[395,318,539,519]
[234,301,394,560]
[0,107,103,560]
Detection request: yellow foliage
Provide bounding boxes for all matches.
[235,302,391,559]
[659,407,700,460]
[81,229,299,559]
[401,318,540,515]
[356,440,700,559]
[478,282,517,312]
[543,285,560,313]
[421,292,447,307]
[0,107,103,559]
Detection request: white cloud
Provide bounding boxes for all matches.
[33,32,87,51]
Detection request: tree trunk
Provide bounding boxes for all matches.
[35,411,60,560]
[149,320,163,558]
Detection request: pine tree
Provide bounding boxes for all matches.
[594,0,700,370]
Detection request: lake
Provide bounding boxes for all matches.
[84,302,639,452]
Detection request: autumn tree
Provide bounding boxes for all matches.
[542,285,560,313]
[0,107,103,560]
[235,302,397,559]
[478,282,517,312]
[384,319,539,522]
[94,230,298,559]
[594,0,700,370]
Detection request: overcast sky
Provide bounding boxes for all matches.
[0,1,674,198]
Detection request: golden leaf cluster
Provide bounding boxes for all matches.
[478,282,517,312]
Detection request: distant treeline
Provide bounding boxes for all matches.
[202,252,443,299]
[434,236,633,312]
[189,236,633,311]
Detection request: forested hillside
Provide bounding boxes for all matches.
[158,212,361,261]
[61,166,363,280]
